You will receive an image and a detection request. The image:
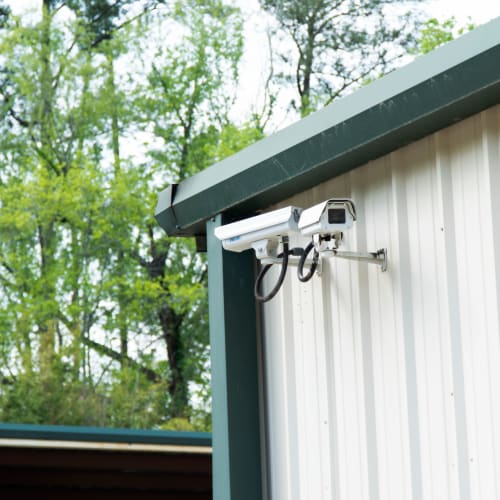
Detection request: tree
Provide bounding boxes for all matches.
[259,0,424,116]
[0,0,167,426]
[416,16,475,55]
[131,0,246,419]
[0,0,252,429]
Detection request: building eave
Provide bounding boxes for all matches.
[155,17,500,238]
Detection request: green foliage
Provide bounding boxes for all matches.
[161,417,196,432]
[1,363,170,428]
[260,0,425,116]
[0,0,253,431]
[104,366,170,429]
[141,0,244,181]
[205,122,265,163]
[416,17,475,55]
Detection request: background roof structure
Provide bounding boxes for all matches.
[0,423,212,498]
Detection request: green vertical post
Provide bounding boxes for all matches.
[206,214,263,500]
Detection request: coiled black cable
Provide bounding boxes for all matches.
[297,240,319,282]
[254,240,290,303]
[254,242,305,302]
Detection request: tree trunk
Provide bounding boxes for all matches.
[37,0,58,379]
[107,52,121,173]
[144,232,190,418]
[299,16,316,116]
[158,304,188,418]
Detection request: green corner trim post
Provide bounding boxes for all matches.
[207,214,263,500]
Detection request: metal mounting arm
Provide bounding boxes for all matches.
[262,248,387,273]
[330,248,387,272]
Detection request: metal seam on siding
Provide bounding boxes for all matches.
[435,126,472,500]
[482,107,500,500]
[321,265,342,500]
[352,175,380,500]
[475,112,500,499]
[433,131,470,500]
[392,157,423,500]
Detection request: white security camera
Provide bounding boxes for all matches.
[214,206,304,303]
[213,199,385,302]
[297,198,356,282]
[298,198,356,237]
[214,206,303,257]
[296,198,386,282]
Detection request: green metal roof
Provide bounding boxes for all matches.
[155,17,500,239]
[0,422,211,447]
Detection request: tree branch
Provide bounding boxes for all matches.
[57,311,162,383]
[83,336,162,383]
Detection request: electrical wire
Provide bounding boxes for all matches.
[254,241,304,302]
[254,240,290,303]
[297,240,319,282]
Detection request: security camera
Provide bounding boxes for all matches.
[213,199,385,303]
[296,198,386,281]
[297,198,356,282]
[214,206,303,256]
[298,198,356,237]
[214,206,304,303]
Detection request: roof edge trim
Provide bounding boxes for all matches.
[155,17,500,237]
[0,423,211,447]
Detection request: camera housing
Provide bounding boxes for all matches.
[214,206,303,255]
[213,198,385,302]
[298,198,356,237]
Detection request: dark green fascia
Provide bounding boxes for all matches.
[207,215,263,500]
[155,17,500,238]
[0,423,211,447]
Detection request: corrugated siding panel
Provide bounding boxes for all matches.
[261,104,500,500]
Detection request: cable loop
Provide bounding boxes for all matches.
[297,241,319,282]
[254,240,290,303]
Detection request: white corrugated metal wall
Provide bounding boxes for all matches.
[260,104,500,500]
